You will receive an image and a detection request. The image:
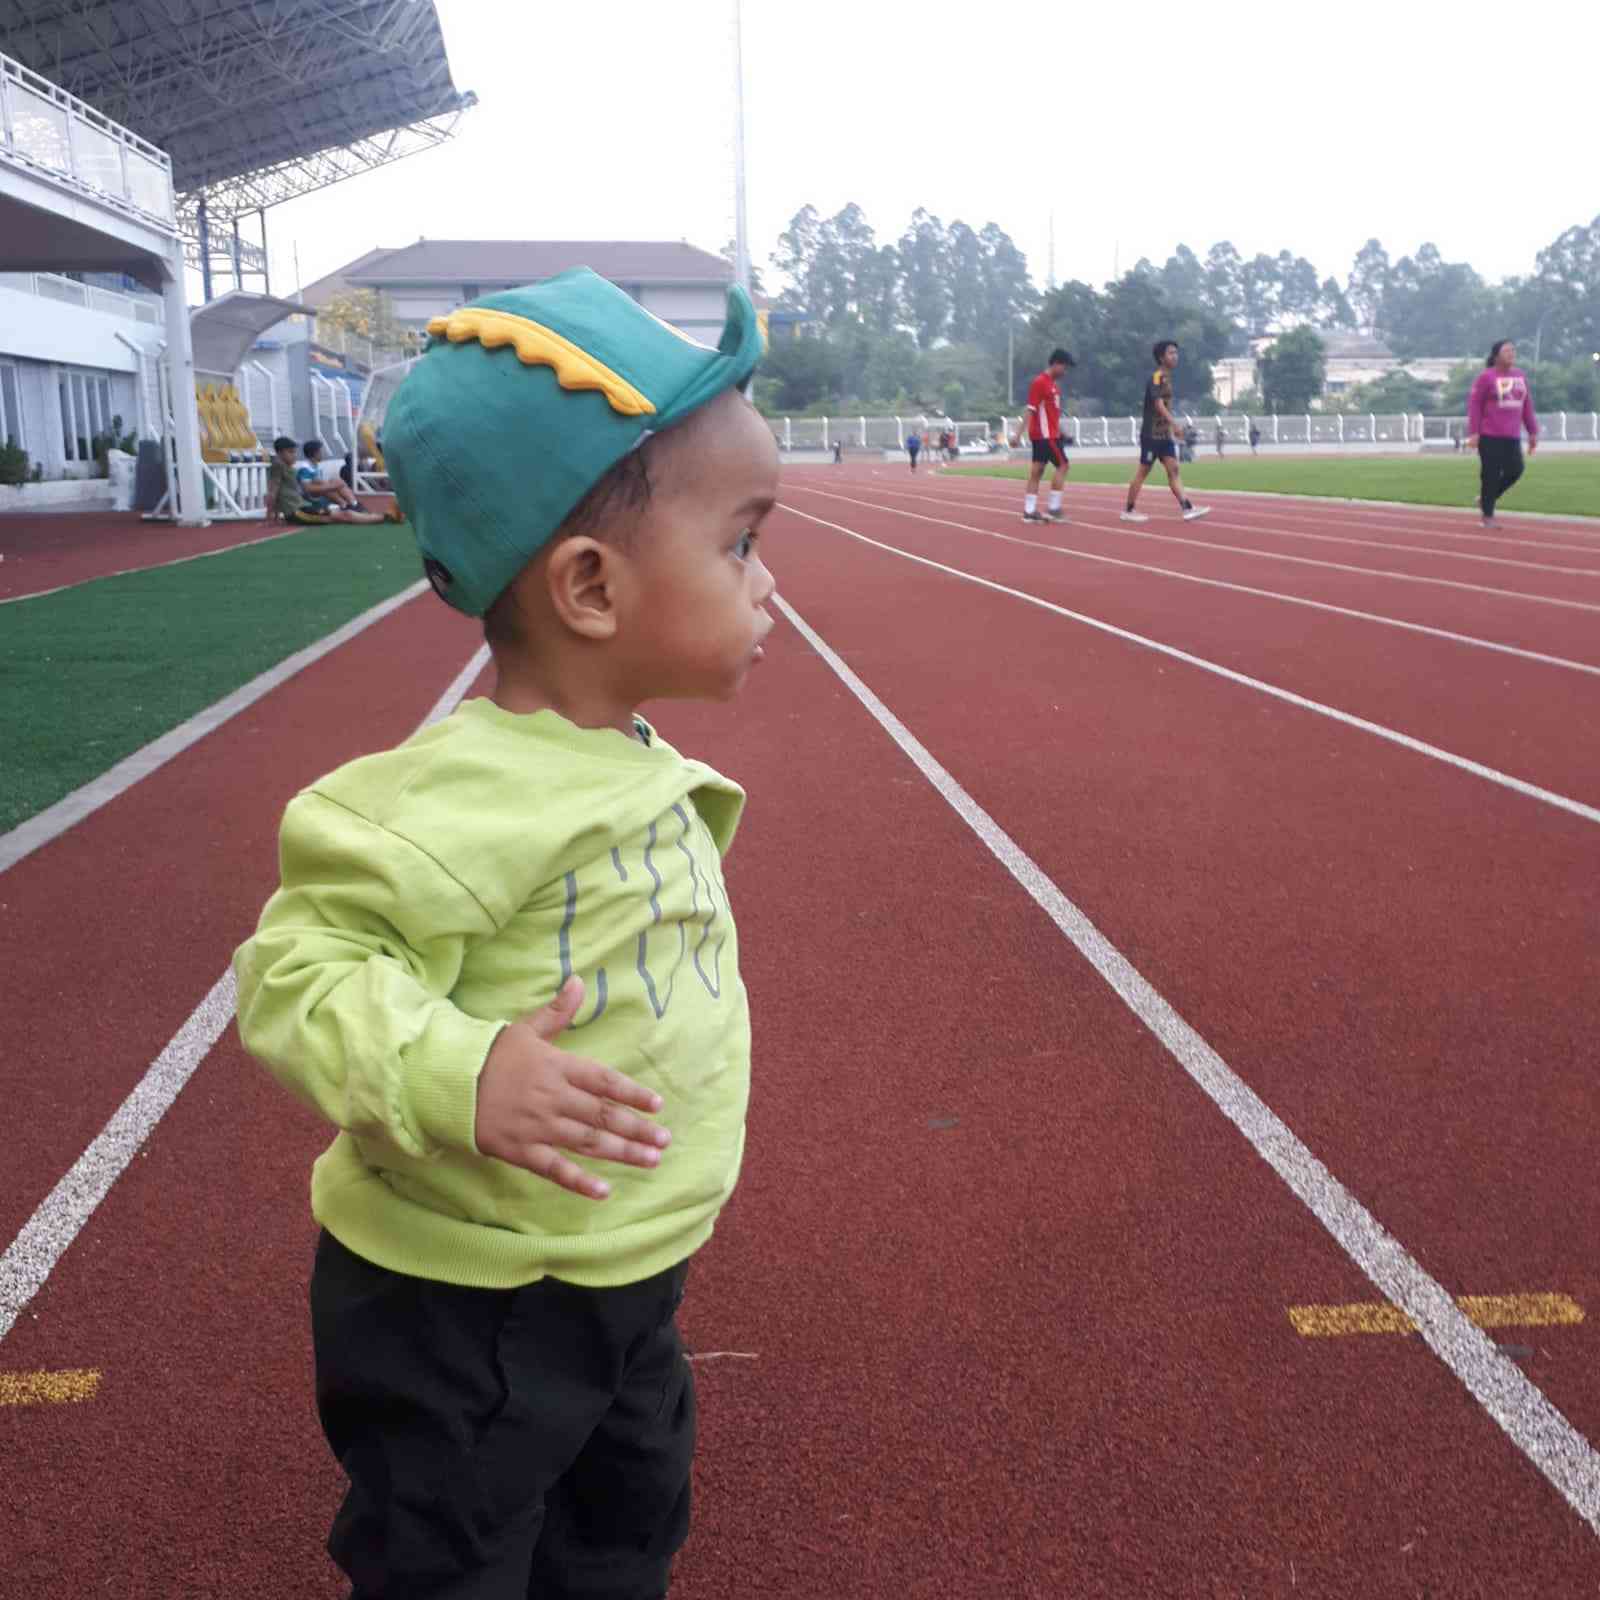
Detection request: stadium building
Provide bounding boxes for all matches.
[0,0,474,516]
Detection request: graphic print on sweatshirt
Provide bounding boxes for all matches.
[480,796,735,1032]
[1494,375,1528,409]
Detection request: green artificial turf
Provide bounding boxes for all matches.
[952,452,1600,518]
[1,523,423,833]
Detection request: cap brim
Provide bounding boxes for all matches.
[653,285,764,430]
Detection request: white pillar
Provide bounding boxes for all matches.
[1560,411,1568,441]
[783,416,792,449]
[1337,414,1344,444]
[859,415,866,447]
[161,245,208,525]
[821,416,829,449]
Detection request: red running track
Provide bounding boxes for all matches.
[2,474,1597,1595]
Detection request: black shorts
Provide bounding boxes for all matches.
[1031,438,1066,468]
[1139,438,1177,466]
[311,1231,694,1597]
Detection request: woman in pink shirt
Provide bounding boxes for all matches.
[1465,339,1539,527]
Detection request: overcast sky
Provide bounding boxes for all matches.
[266,0,1599,303]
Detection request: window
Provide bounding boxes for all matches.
[0,362,22,449]
[55,365,120,461]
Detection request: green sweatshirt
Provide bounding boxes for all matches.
[233,698,751,1290]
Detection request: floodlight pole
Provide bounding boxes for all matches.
[732,0,751,296]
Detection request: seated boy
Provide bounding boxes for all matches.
[234,267,777,1598]
[297,437,364,510]
[267,436,384,525]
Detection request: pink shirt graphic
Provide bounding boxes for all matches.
[1467,368,1538,440]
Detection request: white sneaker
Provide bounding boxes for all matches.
[1182,505,1212,522]
[1119,509,1149,523]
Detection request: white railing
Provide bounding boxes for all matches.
[310,370,356,460]
[239,360,283,444]
[0,49,175,229]
[0,270,163,324]
[975,412,1600,450]
[763,412,1600,452]
[313,317,414,374]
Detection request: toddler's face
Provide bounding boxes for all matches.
[619,391,780,704]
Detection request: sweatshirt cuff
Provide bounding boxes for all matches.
[403,1008,508,1156]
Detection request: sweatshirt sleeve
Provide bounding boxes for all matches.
[1522,384,1538,438]
[1466,371,1486,436]
[233,791,507,1160]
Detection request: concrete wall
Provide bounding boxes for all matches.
[379,280,728,343]
[634,283,725,342]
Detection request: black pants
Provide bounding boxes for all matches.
[1478,436,1524,517]
[310,1232,695,1600]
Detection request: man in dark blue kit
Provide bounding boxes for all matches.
[1121,340,1210,524]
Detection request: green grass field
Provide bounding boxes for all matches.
[952,452,1600,518]
[1,523,424,834]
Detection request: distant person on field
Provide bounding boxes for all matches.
[1021,347,1074,522]
[833,438,843,465]
[1122,340,1209,523]
[1215,421,1225,458]
[236,269,776,1598]
[267,436,382,525]
[1466,338,1539,527]
[907,428,921,470]
[1249,422,1261,455]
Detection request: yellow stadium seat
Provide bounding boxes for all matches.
[220,384,256,451]
[196,381,228,462]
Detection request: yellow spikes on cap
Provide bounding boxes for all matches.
[425,306,656,417]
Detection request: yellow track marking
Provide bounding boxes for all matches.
[0,1368,102,1406]
[1290,1293,1584,1338]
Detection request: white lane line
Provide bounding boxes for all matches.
[931,476,1600,554]
[776,488,1600,677]
[932,467,1600,538]
[0,644,491,1343]
[0,528,298,607]
[0,581,429,877]
[781,505,1600,827]
[788,485,1600,616]
[774,591,1600,1536]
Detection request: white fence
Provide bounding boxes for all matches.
[1002,412,1600,449]
[766,412,1600,452]
[313,316,414,375]
[770,414,961,451]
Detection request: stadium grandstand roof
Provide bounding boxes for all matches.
[346,239,734,288]
[0,0,475,270]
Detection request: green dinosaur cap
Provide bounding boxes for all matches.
[384,267,764,617]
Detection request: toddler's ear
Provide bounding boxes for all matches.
[544,537,619,641]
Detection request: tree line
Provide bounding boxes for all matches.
[754,206,1600,419]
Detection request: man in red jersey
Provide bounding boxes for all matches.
[1021,348,1074,522]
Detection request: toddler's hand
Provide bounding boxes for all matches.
[475,978,671,1200]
